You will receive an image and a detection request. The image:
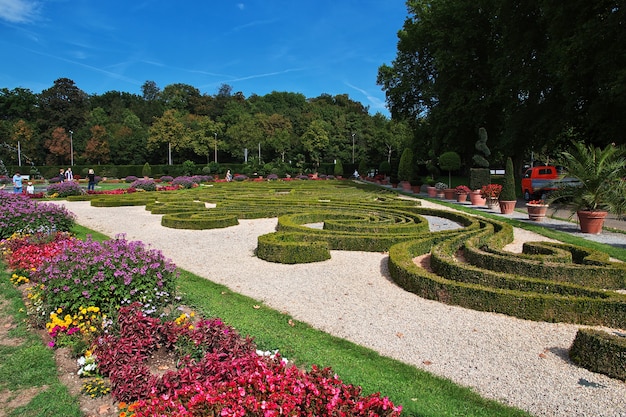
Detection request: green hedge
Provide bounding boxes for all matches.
[569,328,626,381]
[161,212,239,230]
[257,232,331,264]
[388,221,626,328]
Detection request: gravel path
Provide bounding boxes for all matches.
[58,200,626,417]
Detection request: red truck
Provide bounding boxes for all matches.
[521,165,579,201]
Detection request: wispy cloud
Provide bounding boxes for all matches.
[0,0,40,23]
[25,47,143,85]
[346,82,387,111]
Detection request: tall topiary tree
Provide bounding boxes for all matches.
[470,127,492,190]
[334,159,344,177]
[438,151,461,188]
[499,157,517,201]
[397,148,414,182]
[358,159,367,177]
[379,160,391,177]
[142,162,152,178]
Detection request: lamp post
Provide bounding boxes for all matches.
[69,130,74,166]
[213,132,218,163]
[351,133,355,164]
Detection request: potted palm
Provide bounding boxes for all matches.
[547,141,626,234]
[498,157,517,214]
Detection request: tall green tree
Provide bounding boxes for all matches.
[148,110,189,164]
[301,120,330,167]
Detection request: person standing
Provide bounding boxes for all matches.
[12,171,23,193]
[58,168,65,183]
[26,181,34,194]
[64,167,73,182]
[87,168,96,191]
[226,170,233,182]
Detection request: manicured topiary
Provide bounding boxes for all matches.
[397,148,414,182]
[499,157,517,201]
[334,159,344,177]
[438,151,461,188]
[142,162,152,178]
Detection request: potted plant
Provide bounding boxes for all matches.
[547,141,626,234]
[434,182,447,198]
[480,183,502,209]
[498,157,517,214]
[397,148,414,191]
[526,199,549,221]
[455,185,471,203]
[426,179,437,197]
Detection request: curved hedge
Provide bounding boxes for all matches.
[388,218,626,328]
[81,181,626,329]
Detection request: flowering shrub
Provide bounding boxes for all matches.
[267,173,279,180]
[160,175,173,183]
[130,179,157,191]
[46,306,104,352]
[455,185,472,194]
[480,183,503,199]
[46,181,84,197]
[33,235,178,317]
[94,304,402,416]
[0,192,75,239]
[233,174,248,181]
[434,182,447,190]
[1,232,76,272]
[172,176,195,189]
[125,176,138,183]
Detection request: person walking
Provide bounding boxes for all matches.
[87,168,96,191]
[58,169,65,183]
[64,167,73,182]
[12,171,23,193]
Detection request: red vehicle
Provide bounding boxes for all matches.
[521,165,579,201]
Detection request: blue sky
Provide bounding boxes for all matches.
[0,0,407,115]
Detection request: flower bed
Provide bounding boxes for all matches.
[0,187,403,416]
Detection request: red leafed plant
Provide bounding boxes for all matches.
[94,303,402,416]
[480,183,502,199]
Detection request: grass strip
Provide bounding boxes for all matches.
[177,270,530,417]
[0,268,82,417]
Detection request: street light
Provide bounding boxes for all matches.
[214,132,218,163]
[69,130,74,166]
[351,133,355,164]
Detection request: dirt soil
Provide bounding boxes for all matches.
[0,292,181,417]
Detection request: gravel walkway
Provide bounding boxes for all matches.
[57,200,626,417]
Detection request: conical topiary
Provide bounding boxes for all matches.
[499,157,517,201]
[334,159,344,177]
[397,148,414,182]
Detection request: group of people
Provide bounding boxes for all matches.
[59,167,96,190]
[10,171,34,194]
[6,167,98,195]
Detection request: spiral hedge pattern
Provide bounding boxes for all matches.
[75,180,626,327]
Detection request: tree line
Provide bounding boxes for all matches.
[377,0,625,175]
[0,79,411,176]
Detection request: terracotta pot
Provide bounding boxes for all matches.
[469,190,486,206]
[443,188,456,200]
[456,193,468,203]
[412,185,421,193]
[499,200,516,214]
[486,197,500,209]
[427,186,437,197]
[399,181,412,191]
[526,204,548,221]
[577,210,607,234]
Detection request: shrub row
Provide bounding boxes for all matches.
[463,238,626,289]
[569,328,626,381]
[388,218,626,328]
